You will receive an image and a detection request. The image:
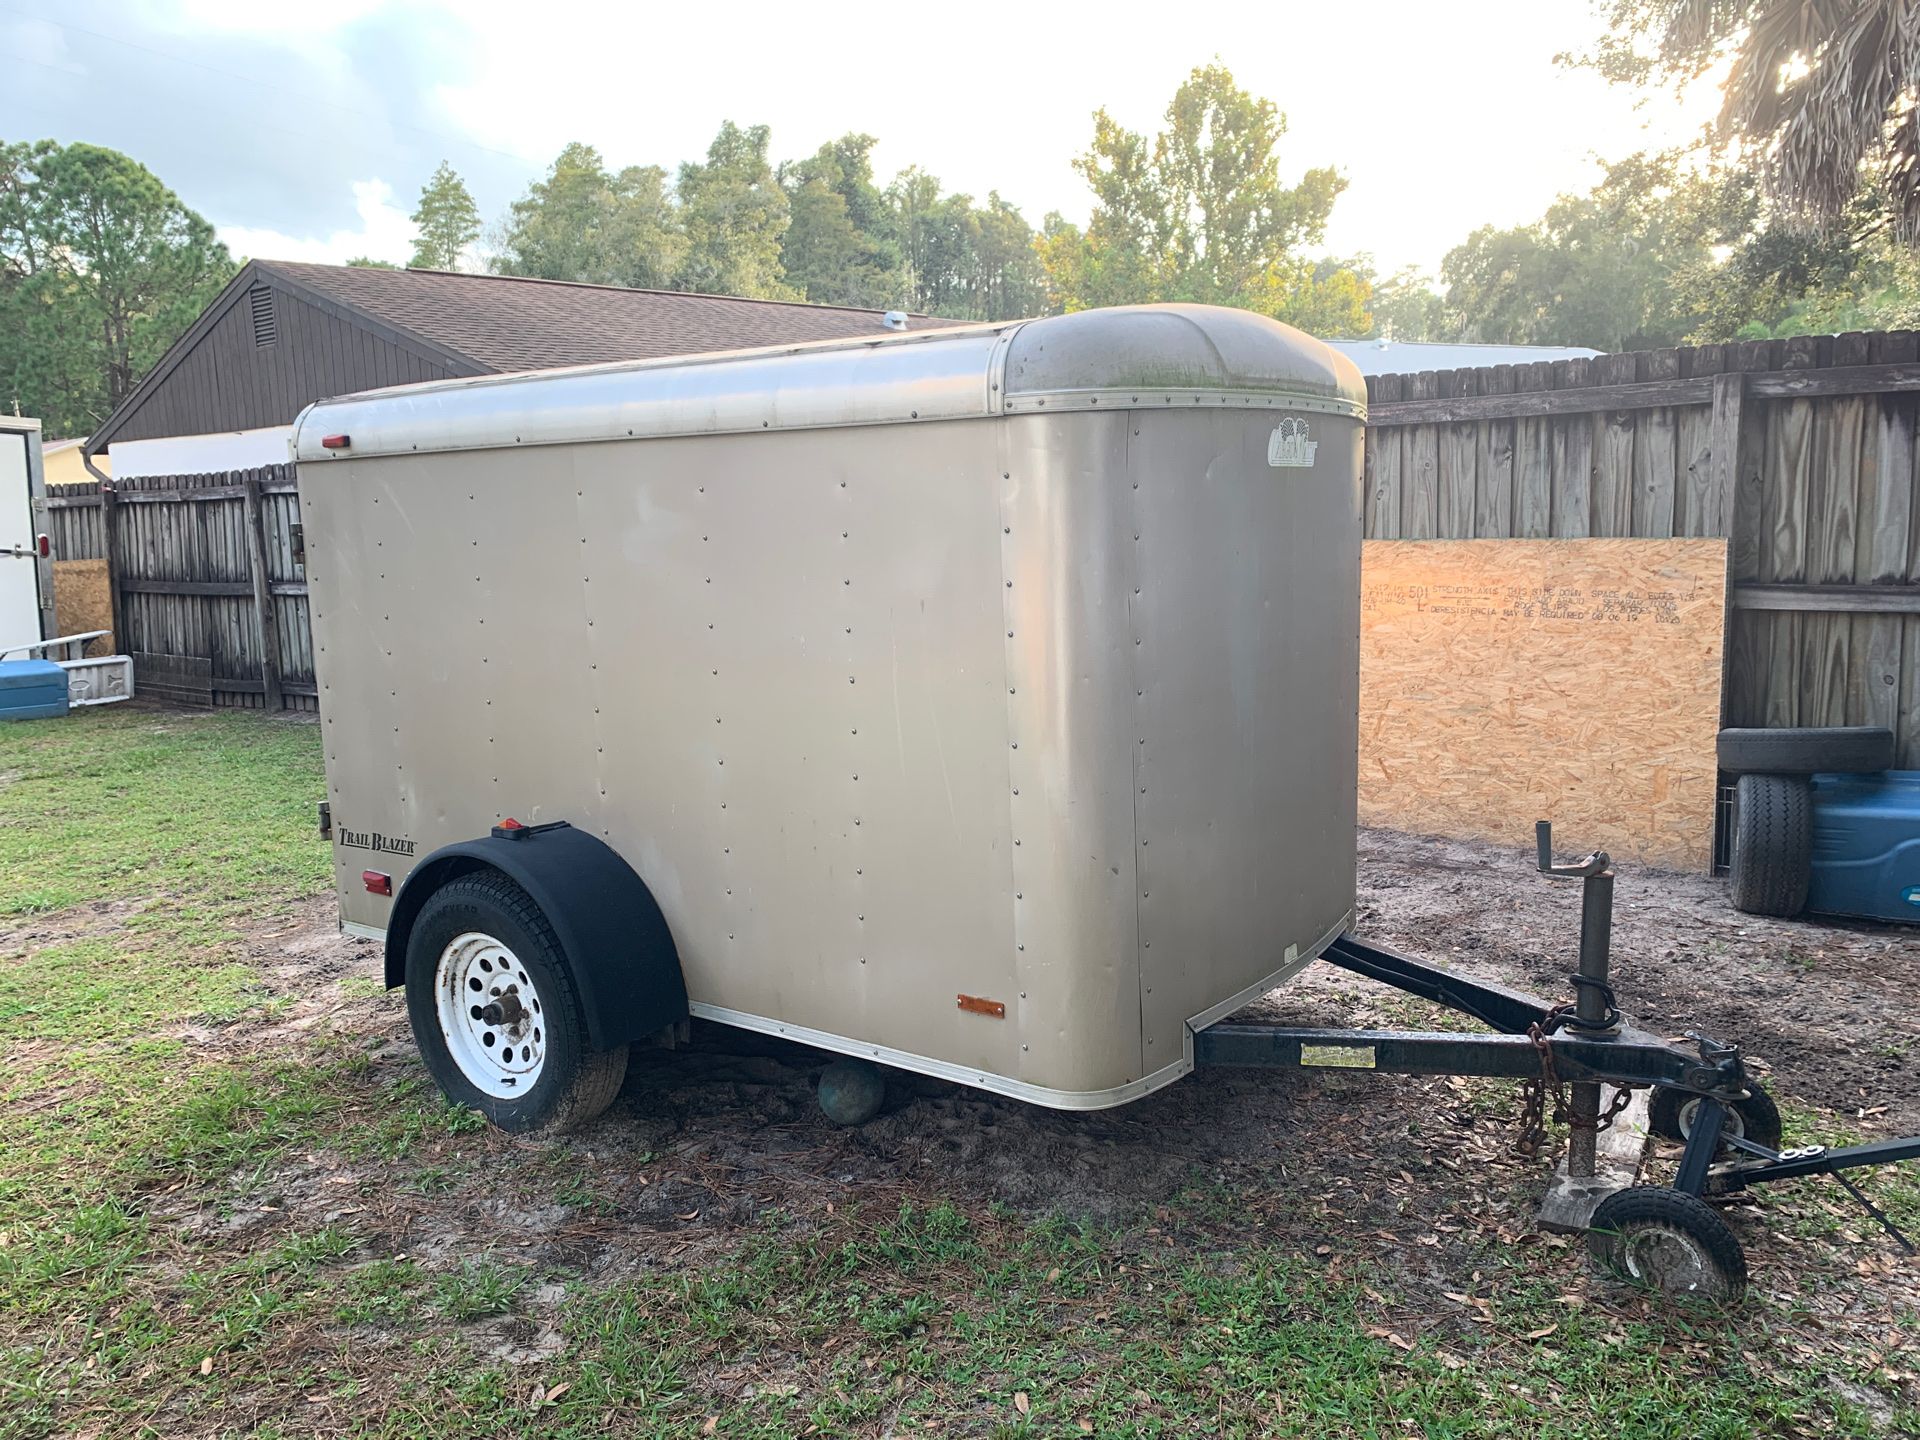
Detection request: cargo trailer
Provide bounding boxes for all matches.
[295,303,1920,1302]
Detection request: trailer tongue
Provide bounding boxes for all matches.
[1193,822,1920,1300]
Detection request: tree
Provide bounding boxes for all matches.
[0,140,233,435]
[1581,1,1920,239]
[886,169,1045,321]
[409,160,480,271]
[1364,265,1448,341]
[780,135,903,308]
[1040,63,1362,327]
[346,255,398,269]
[675,122,795,300]
[1440,154,1762,349]
[494,142,683,289]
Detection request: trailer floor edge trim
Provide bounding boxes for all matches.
[338,912,1352,1112]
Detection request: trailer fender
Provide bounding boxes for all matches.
[384,822,688,1050]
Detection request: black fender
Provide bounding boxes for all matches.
[384,822,688,1051]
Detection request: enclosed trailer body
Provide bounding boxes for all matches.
[295,304,1366,1110]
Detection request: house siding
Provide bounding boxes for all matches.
[107,280,464,446]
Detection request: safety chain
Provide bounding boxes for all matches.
[1513,1003,1634,1157]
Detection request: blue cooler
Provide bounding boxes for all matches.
[0,658,70,721]
[1808,770,1920,923]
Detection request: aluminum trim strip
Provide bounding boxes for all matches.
[293,325,1018,462]
[1001,388,1367,421]
[342,921,387,943]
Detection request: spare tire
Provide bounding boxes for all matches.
[1727,773,1811,917]
[1716,725,1893,776]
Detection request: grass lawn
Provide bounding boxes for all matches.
[0,705,1915,1438]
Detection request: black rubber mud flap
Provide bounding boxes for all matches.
[385,822,688,1050]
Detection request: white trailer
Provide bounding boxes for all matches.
[294,304,1366,1131]
[0,417,53,648]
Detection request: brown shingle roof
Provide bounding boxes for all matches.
[256,261,963,374]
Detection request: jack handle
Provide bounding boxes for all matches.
[1535,820,1610,879]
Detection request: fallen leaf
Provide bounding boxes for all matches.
[1014,1392,1030,1414]
[1080,1422,1094,1434]
[544,1383,570,1403]
[702,1418,717,1435]
[678,1211,700,1221]
[1526,1324,1557,1340]
[199,1356,213,1376]
[1047,1268,1062,1283]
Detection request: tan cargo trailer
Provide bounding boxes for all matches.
[294,303,1366,1131]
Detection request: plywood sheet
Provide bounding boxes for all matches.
[1359,539,1727,870]
[52,559,113,653]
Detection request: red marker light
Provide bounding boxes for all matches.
[499,817,523,830]
[36,533,49,557]
[362,870,392,896]
[321,434,352,450]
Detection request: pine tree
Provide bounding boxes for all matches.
[409,161,480,271]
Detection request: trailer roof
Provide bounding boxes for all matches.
[293,305,1366,462]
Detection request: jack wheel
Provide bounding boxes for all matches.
[1649,1083,1782,1154]
[818,1059,886,1126]
[1587,1186,1747,1302]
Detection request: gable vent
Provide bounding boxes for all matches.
[248,285,277,348]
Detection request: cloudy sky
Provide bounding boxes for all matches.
[2,0,1723,279]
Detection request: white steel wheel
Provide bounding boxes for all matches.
[435,930,547,1098]
[404,872,629,1133]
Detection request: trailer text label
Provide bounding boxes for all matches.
[338,827,416,857]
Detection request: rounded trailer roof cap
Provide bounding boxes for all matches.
[1001,304,1367,418]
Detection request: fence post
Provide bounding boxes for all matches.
[100,482,127,655]
[241,472,286,711]
[1709,372,1752,728]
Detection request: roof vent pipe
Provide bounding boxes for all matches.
[881,310,909,332]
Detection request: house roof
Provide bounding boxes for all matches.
[89,260,963,455]
[1327,338,1604,377]
[252,262,962,373]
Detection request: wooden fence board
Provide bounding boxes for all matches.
[1439,370,1478,538]
[1404,372,1439,538]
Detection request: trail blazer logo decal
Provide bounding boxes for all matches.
[338,827,416,857]
[1267,417,1318,468]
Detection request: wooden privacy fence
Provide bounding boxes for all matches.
[46,464,315,710]
[1364,331,1920,767]
[41,328,1920,743]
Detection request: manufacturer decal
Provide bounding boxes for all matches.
[338,827,416,857]
[1903,885,1920,909]
[1267,417,1318,468]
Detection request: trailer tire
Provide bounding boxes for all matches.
[404,872,628,1134]
[1587,1187,1747,1302]
[1727,774,1811,917]
[1648,1084,1782,1155]
[1716,725,1894,776]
